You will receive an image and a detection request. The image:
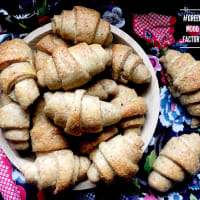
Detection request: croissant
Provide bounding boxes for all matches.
[0,39,39,109]
[148,133,200,192]
[87,128,144,183]
[52,6,113,46]
[21,149,90,194]
[34,34,70,88]
[30,99,69,152]
[35,42,111,90]
[111,44,151,84]
[86,79,119,100]
[160,49,200,117]
[0,93,30,150]
[44,89,147,136]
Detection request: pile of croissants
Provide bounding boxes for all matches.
[0,5,200,194]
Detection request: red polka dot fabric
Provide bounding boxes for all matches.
[133,12,176,49]
[0,148,26,200]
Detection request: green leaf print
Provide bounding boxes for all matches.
[144,150,156,174]
[190,193,198,200]
[39,0,47,17]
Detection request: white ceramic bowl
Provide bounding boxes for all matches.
[0,23,160,190]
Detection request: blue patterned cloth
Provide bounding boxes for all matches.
[1,1,200,200]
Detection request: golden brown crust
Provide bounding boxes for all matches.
[112,44,132,81]
[14,79,40,109]
[0,103,29,129]
[81,95,103,133]
[86,79,118,100]
[179,90,200,105]
[35,42,111,91]
[0,62,36,94]
[0,39,39,109]
[52,44,90,90]
[52,6,113,46]
[79,126,118,153]
[65,90,85,136]
[0,39,33,70]
[90,149,115,183]
[153,156,185,182]
[36,34,70,54]
[21,150,90,194]
[160,137,200,175]
[74,6,100,44]
[31,99,69,152]
[53,150,74,194]
[180,133,200,157]
[121,97,147,118]
[99,138,139,179]
[44,91,122,135]
[174,61,200,94]
[160,49,200,118]
[111,44,151,84]
[88,130,144,183]
[119,116,145,129]
[148,134,200,192]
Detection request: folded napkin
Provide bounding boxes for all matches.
[133,12,176,50]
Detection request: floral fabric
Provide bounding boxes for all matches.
[0,1,200,200]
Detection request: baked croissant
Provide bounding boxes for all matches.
[86,85,145,183]
[86,79,119,100]
[0,93,30,150]
[43,89,147,136]
[36,42,111,90]
[21,149,90,194]
[160,49,200,117]
[148,133,200,192]
[111,44,151,84]
[111,85,146,132]
[35,34,70,88]
[30,99,69,152]
[0,39,39,109]
[79,84,146,153]
[52,6,113,46]
[87,128,144,183]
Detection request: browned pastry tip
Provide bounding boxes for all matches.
[120,97,147,118]
[86,79,119,100]
[30,99,69,152]
[79,126,118,154]
[36,34,71,55]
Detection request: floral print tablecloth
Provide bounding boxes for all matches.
[0,1,200,200]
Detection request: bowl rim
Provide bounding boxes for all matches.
[0,23,160,191]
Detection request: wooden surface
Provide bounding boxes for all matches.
[0,23,160,190]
